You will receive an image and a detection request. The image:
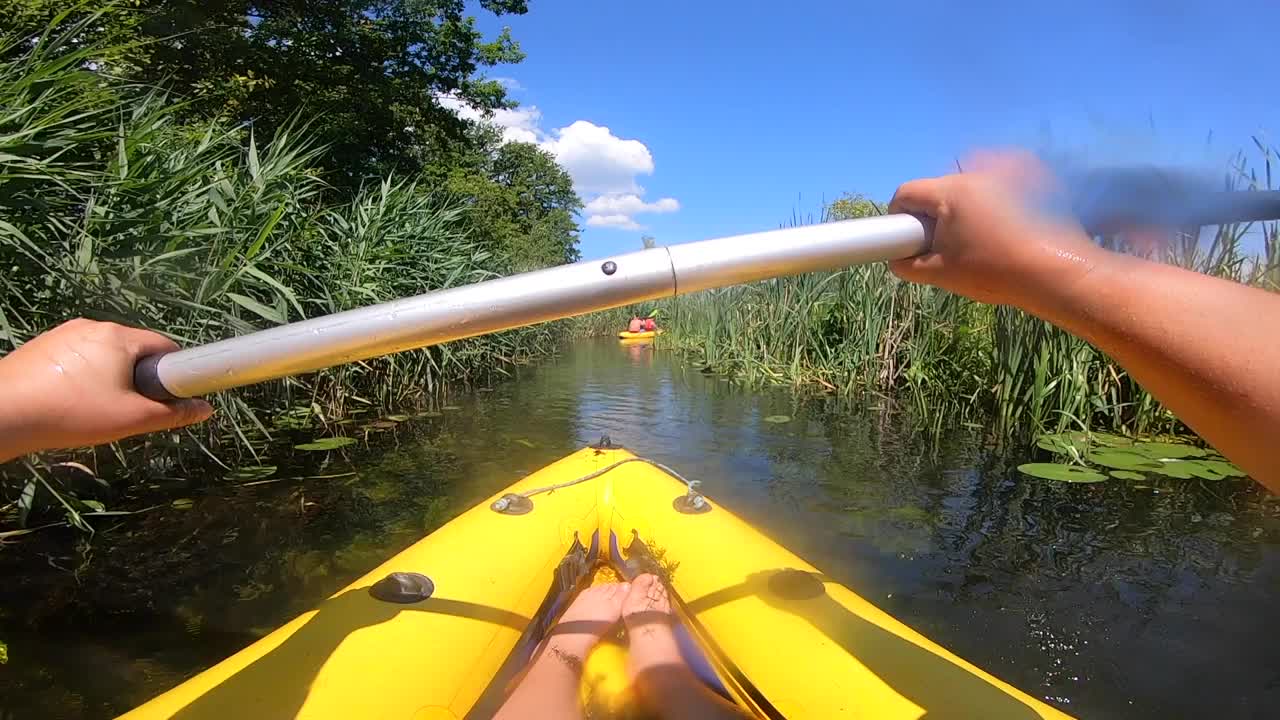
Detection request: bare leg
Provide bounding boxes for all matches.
[494,582,629,720]
[622,574,751,720]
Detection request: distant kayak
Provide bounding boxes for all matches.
[120,443,1071,720]
[618,329,662,340]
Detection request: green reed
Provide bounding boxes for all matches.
[596,158,1279,440]
[0,13,566,525]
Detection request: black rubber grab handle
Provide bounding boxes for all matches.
[134,354,178,401]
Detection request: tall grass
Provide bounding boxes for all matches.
[657,267,990,418]
[631,165,1279,439]
[0,13,564,522]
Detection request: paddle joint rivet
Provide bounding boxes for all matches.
[601,261,617,275]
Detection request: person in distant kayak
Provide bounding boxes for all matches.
[1,151,1277,491]
[628,316,644,334]
[643,316,657,332]
[494,574,749,720]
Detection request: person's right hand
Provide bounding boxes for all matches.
[888,151,1106,312]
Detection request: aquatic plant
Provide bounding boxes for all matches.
[578,160,1279,440]
[1020,432,1248,484]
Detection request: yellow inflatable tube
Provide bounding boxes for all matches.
[121,447,1072,720]
[617,329,662,340]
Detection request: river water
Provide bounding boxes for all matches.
[2,339,1278,719]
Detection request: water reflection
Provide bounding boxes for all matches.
[0,339,1277,719]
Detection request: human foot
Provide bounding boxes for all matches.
[622,574,682,677]
[495,583,628,720]
[622,575,753,720]
[550,582,630,657]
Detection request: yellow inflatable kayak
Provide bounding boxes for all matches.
[121,444,1071,720]
[618,329,662,340]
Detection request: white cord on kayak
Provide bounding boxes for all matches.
[517,457,701,499]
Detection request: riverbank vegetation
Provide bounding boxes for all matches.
[582,178,1279,442]
[3,5,1275,533]
[1,4,580,531]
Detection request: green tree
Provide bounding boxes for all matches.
[432,126,580,271]
[827,192,883,220]
[490,141,581,267]
[5,0,531,189]
[2,2,581,272]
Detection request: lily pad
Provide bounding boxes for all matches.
[1035,430,1136,456]
[384,415,410,422]
[442,405,462,411]
[1109,470,1146,481]
[1017,463,1107,483]
[1174,459,1247,480]
[1036,432,1091,455]
[294,437,357,451]
[171,498,194,510]
[762,415,792,424]
[225,465,277,482]
[1194,459,1247,478]
[418,411,442,418]
[1185,463,1229,480]
[1126,442,1207,460]
[1086,450,1163,471]
[365,421,398,430]
[1091,432,1134,447]
[1147,460,1197,479]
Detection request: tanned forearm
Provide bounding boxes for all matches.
[1020,249,1280,492]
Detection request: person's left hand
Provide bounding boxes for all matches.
[0,319,213,462]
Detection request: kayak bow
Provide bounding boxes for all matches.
[121,445,1072,720]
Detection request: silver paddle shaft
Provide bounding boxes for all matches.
[135,214,929,399]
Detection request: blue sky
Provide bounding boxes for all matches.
[470,1,1278,260]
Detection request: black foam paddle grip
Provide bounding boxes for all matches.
[133,354,179,401]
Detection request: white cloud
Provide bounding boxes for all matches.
[492,76,524,91]
[437,94,541,144]
[438,96,677,231]
[436,93,476,120]
[541,121,654,196]
[584,193,679,216]
[492,107,540,144]
[586,214,644,230]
